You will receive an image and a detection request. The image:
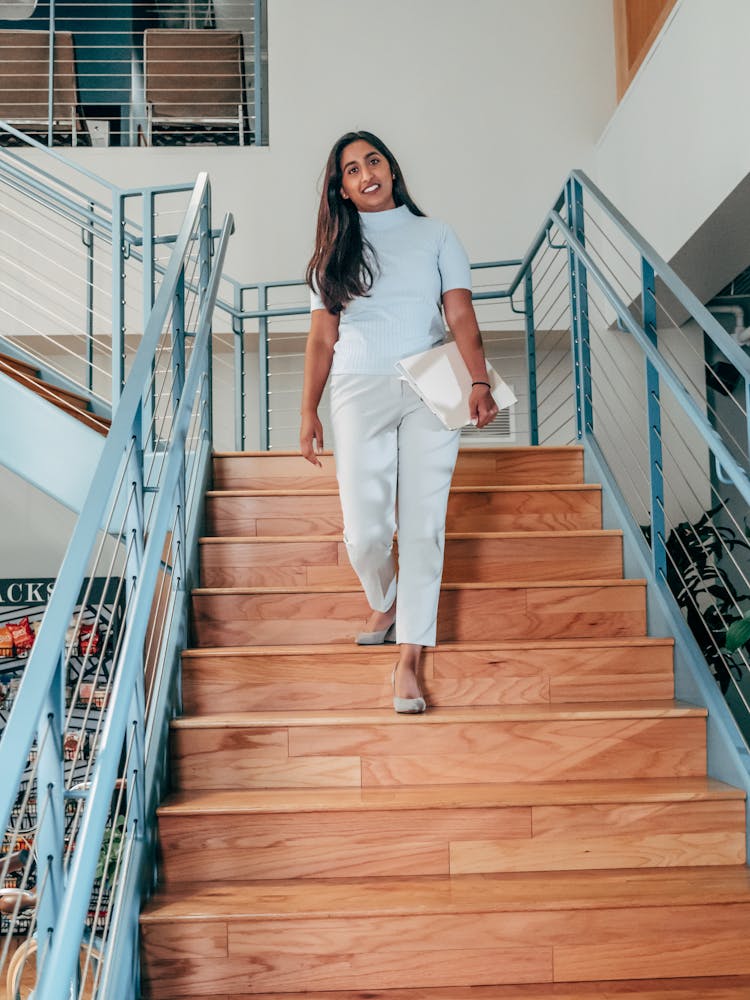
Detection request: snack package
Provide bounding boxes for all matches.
[78,624,102,658]
[63,731,82,761]
[64,625,77,658]
[0,625,13,658]
[7,618,35,657]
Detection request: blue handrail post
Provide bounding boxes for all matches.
[171,266,188,587]
[143,191,156,326]
[233,284,246,450]
[142,192,158,454]
[524,268,539,445]
[570,177,593,435]
[199,184,213,443]
[34,654,65,985]
[565,179,584,440]
[642,257,667,581]
[258,283,270,450]
[112,194,127,406]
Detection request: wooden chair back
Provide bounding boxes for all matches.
[0,29,78,123]
[144,28,244,122]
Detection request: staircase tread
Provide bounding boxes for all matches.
[181,636,674,657]
[0,352,38,377]
[158,776,745,815]
[170,700,706,729]
[140,865,750,922]
[1,360,91,409]
[193,579,646,595]
[159,978,750,999]
[199,529,623,544]
[206,483,602,497]
[214,446,585,457]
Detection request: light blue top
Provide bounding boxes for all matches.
[310,204,472,375]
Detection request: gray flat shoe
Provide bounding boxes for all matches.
[391,665,426,714]
[355,622,396,645]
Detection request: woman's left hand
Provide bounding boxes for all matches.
[469,384,499,429]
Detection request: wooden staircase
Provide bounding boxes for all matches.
[140,446,750,999]
[0,352,109,435]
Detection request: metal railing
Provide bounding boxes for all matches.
[0,163,233,999]
[0,119,200,419]
[544,172,750,753]
[219,262,531,452]
[0,1,267,147]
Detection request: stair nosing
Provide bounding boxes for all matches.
[205,483,603,497]
[181,636,675,658]
[213,446,585,458]
[139,865,750,923]
[157,777,746,816]
[198,529,624,544]
[192,579,646,595]
[170,700,707,729]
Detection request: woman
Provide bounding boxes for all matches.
[300,130,497,713]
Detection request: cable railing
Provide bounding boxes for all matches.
[0,165,233,999]
[0,1,267,147]
[0,119,199,418]
[543,171,750,754]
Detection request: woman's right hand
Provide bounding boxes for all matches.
[300,410,325,467]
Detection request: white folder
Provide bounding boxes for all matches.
[395,340,517,431]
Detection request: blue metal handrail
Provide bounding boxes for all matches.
[0,153,233,996]
[529,172,750,799]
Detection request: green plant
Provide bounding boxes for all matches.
[95,816,125,885]
[726,615,750,654]
[643,504,750,693]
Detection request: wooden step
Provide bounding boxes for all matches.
[140,866,750,995]
[129,978,750,1000]
[0,351,40,379]
[212,446,585,491]
[156,777,745,883]
[204,484,604,536]
[0,356,110,435]
[190,580,647,647]
[170,702,706,790]
[181,637,675,713]
[198,531,624,588]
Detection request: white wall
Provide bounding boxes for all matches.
[49,0,617,283]
[594,0,750,279]
[1,0,618,575]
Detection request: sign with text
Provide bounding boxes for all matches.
[0,579,121,606]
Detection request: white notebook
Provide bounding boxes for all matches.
[395,340,517,431]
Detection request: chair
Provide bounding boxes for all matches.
[143,28,247,145]
[0,30,81,145]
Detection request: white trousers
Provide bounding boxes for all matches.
[330,374,460,646]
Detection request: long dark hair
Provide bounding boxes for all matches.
[306,130,425,314]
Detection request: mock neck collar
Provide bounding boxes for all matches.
[359,204,411,229]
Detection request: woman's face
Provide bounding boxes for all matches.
[339,140,396,213]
